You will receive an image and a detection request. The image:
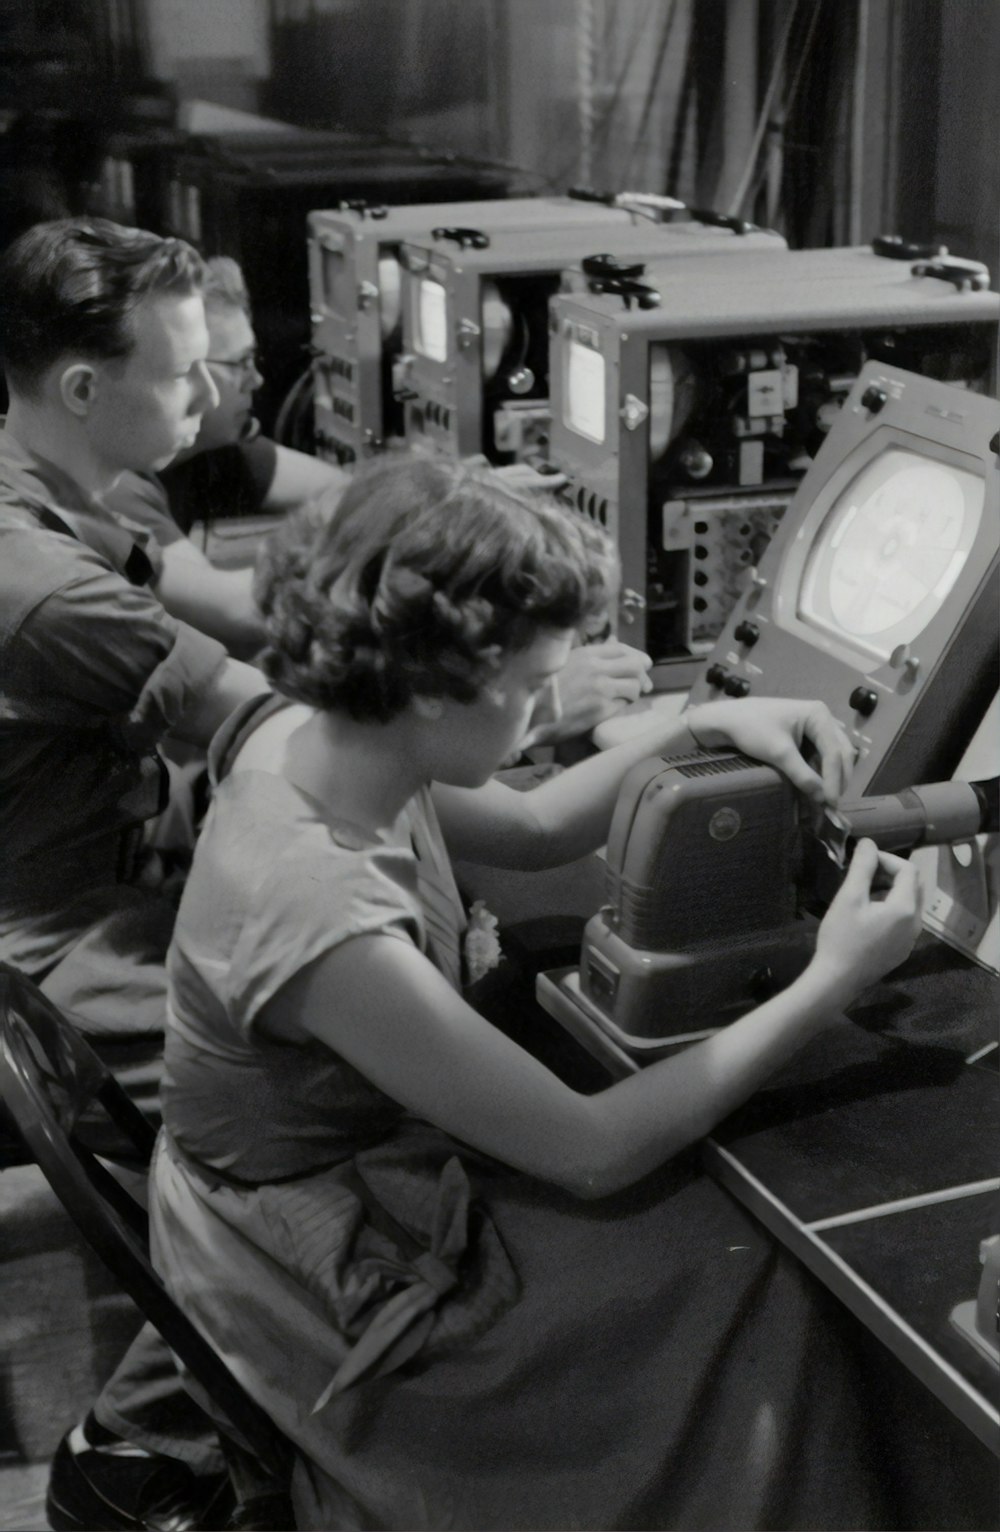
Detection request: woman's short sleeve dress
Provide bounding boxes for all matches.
[151,700,908,1532]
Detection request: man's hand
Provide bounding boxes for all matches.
[524,639,654,748]
[461,456,569,495]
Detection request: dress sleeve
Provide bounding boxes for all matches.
[228,833,424,1037]
[11,545,228,746]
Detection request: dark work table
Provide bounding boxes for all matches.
[703,936,999,1457]
[457,851,1000,1462]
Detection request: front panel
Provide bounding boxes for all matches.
[308,199,640,464]
[687,364,1000,796]
[399,220,788,469]
[548,247,998,687]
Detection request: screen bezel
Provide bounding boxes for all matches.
[769,423,991,674]
[795,443,985,665]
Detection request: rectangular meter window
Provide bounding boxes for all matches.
[797,446,984,664]
[416,279,448,363]
[564,337,606,444]
[321,246,351,320]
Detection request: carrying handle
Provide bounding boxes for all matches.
[431,226,490,249]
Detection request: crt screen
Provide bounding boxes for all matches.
[416,278,448,363]
[564,337,606,444]
[797,445,984,664]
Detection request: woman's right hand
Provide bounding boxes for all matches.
[813,839,923,1000]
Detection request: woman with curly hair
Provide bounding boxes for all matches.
[151,453,921,1531]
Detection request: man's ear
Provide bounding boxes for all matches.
[412,693,444,721]
[59,362,98,418]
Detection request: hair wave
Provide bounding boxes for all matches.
[0,217,204,394]
[254,455,617,721]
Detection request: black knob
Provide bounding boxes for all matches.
[850,686,878,717]
[733,619,760,647]
[581,252,646,280]
[990,431,999,456]
[860,384,888,414]
[724,676,751,698]
[706,663,729,689]
[431,225,489,249]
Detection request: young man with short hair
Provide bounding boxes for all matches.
[105,254,351,659]
[0,216,267,1532]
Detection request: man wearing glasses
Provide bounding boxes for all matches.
[154,255,347,533]
[105,256,349,659]
[110,256,655,735]
[0,217,272,1531]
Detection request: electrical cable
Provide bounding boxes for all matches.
[545,3,657,193]
[725,0,803,220]
[273,364,316,452]
[849,0,870,245]
[665,23,698,199]
[591,2,656,152]
[624,0,680,187]
[577,0,597,187]
[742,0,826,224]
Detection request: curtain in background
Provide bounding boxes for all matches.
[94,0,152,80]
[264,0,993,266]
[266,0,499,159]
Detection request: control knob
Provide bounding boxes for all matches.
[849,686,878,718]
[733,620,760,647]
[860,384,888,414]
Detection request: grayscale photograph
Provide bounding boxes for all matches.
[0,3,997,1529]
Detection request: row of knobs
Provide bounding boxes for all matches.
[704,379,890,706]
[705,619,760,695]
[705,618,880,718]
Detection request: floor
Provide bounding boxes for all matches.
[0,1460,48,1531]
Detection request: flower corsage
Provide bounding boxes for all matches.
[463,899,502,985]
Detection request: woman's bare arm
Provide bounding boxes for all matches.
[432,697,856,869]
[260,845,919,1199]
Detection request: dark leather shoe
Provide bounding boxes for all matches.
[46,1431,234,1531]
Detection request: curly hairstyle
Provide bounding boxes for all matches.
[254,455,618,722]
[0,216,205,396]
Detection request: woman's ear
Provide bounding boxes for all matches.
[59,362,97,418]
[412,693,444,721]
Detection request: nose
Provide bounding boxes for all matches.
[194,360,220,415]
[246,356,264,391]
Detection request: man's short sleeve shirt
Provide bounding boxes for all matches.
[0,432,228,940]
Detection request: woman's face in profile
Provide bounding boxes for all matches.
[428,627,575,788]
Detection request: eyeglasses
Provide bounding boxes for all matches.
[206,350,263,381]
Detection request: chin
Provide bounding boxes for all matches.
[147,448,184,472]
[436,762,498,790]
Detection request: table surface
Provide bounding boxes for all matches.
[457,829,1000,1455]
[700,937,999,1454]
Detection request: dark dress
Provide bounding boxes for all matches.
[151,698,905,1531]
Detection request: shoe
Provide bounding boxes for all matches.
[46,1429,234,1532]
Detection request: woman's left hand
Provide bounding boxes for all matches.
[685,697,856,807]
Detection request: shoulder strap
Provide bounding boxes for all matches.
[208,693,291,785]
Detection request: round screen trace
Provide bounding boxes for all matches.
[798,446,983,662]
